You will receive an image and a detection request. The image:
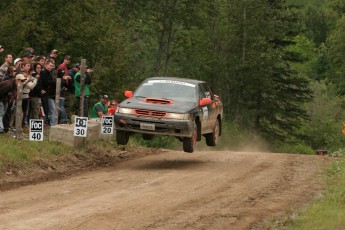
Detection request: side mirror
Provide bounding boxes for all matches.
[199,98,212,106]
[124,90,133,98]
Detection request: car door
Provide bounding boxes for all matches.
[198,83,213,133]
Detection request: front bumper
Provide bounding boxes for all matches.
[114,114,195,137]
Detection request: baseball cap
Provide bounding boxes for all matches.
[0,45,3,49]
[23,52,32,58]
[16,74,26,80]
[64,55,71,60]
[14,58,22,65]
[73,63,80,68]
[100,95,109,99]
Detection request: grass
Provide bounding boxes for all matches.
[270,155,345,230]
[0,135,75,170]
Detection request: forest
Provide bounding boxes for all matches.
[1,0,345,153]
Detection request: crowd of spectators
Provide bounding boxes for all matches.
[0,46,116,134]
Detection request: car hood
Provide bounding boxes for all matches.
[119,97,197,113]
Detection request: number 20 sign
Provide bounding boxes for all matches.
[74,117,88,137]
[101,116,114,134]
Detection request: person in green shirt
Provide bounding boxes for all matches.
[91,95,109,118]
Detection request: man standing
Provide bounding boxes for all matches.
[39,60,55,125]
[0,53,13,81]
[91,95,109,118]
[0,70,17,133]
[57,55,73,119]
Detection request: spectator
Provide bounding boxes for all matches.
[36,56,46,67]
[48,49,58,60]
[19,61,31,76]
[107,100,118,115]
[0,53,13,81]
[21,68,38,128]
[14,58,22,73]
[39,60,55,125]
[0,45,4,54]
[0,67,17,133]
[68,63,80,80]
[21,52,33,64]
[29,63,43,120]
[2,66,17,132]
[90,95,109,118]
[57,55,72,112]
[74,66,92,117]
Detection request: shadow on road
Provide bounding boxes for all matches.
[134,159,206,171]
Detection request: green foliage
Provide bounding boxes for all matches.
[274,142,314,155]
[329,148,345,158]
[298,81,345,151]
[129,134,179,150]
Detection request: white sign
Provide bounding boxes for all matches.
[101,116,114,134]
[147,80,196,88]
[74,117,88,137]
[29,119,44,141]
[202,107,209,118]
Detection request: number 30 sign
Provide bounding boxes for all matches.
[74,117,88,137]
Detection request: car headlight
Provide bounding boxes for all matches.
[118,107,134,114]
[166,113,189,120]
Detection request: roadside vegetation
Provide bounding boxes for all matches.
[269,153,345,230]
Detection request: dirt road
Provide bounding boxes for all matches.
[0,150,328,229]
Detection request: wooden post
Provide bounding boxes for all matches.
[79,59,86,117]
[54,78,61,125]
[15,82,23,139]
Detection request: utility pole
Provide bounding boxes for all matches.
[79,59,86,117]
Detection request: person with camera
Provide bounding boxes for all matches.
[21,63,37,128]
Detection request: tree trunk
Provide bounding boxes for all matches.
[15,83,23,139]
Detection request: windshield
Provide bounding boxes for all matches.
[134,79,197,102]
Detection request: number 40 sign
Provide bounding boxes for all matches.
[30,119,44,141]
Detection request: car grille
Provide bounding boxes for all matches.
[146,98,172,104]
[134,109,166,118]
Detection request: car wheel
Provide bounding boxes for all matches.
[116,130,129,145]
[205,119,219,146]
[183,124,197,153]
[142,134,154,140]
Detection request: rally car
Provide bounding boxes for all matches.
[114,77,223,153]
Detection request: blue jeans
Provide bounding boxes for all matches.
[48,98,55,126]
[0,101,8,132]
[59,98,69,123]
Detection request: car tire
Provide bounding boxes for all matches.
[183,124,197,153]
[116,130,129,145]
[205,119,219,146]
[142,134,154,140]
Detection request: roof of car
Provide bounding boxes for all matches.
[146,76,205,84]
